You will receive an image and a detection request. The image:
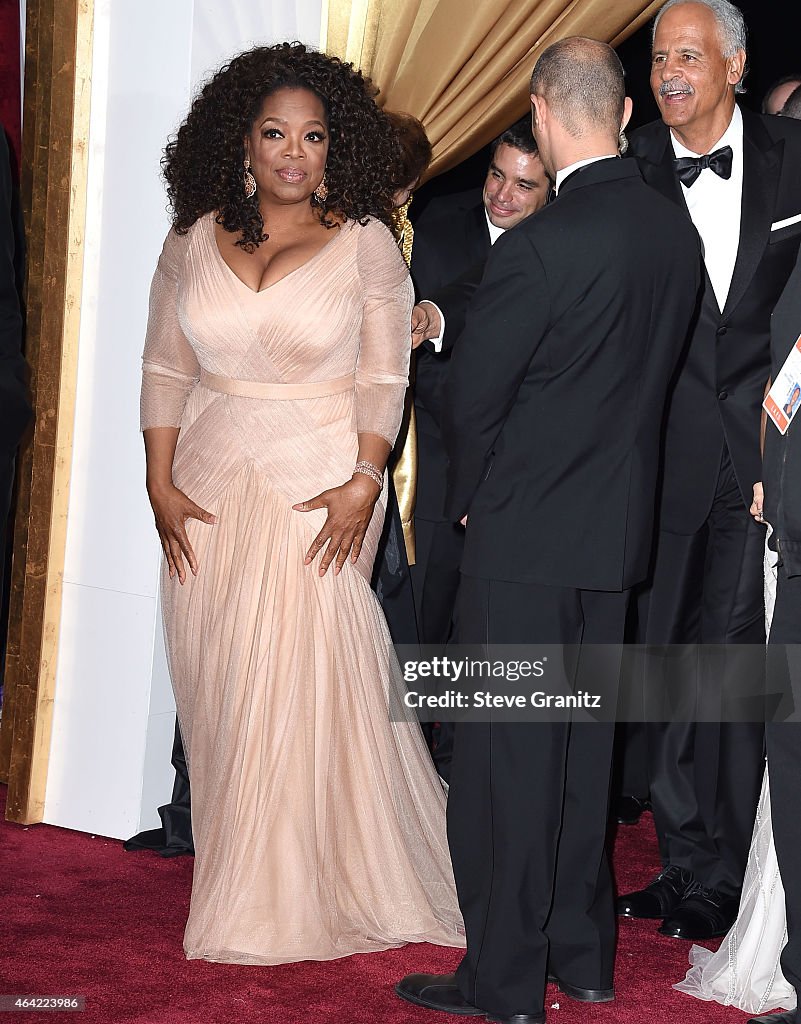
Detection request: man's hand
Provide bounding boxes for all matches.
[411,302,442,349]
[750,482,765,524]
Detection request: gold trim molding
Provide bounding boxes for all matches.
[0,0,94,823]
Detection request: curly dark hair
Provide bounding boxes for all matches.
[385,111,432,191]
[163,42,400,250]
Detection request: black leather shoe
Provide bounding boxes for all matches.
[617,865,695,918]
[547,973,614,1002]
[659,883,739,940]
[395,974,483,1016]
[394,974,545,1023]
[746,1013,796,1024]
[614,795,651,825]
[485,1016,545,1023]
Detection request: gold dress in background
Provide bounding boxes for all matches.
[140,213,463,965]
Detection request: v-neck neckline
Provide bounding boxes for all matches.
[208,214,349,295]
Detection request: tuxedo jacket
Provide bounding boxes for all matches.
[763,247,801,577]
[0,131,30,460]
[629,109,801,534]
[411,191,490,521]
[443,158,702,592]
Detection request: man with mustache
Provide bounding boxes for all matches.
[618,0,801,942]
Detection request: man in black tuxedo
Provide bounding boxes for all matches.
[746,249,801,1024]
[409,121,548,780]
[395,38,701,1024]
[411,119,549,638]
[618,0,801,943]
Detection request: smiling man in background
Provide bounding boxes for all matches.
[408,119,549,781]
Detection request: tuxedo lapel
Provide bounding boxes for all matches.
[466,201,491,261]
[634,127,687,212]
[722,113,783,320]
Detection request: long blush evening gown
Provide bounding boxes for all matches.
[140,213,464,965]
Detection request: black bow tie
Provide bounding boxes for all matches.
[673,145,733,187]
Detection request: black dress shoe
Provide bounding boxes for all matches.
[659,883,739,940]
[617,864,695,918]
[747,1013,796,1024]
[547,972,614,1002]
[395,974,483,1016]
[485,1016,545,1023]
[615,795,651,825]
[395,974,545,1023]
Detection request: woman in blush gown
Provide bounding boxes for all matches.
[140,42,463,966]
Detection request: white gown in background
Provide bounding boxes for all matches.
[675,530,796,1015]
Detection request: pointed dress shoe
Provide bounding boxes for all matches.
[747,1013,797,1024]
[617,864,695,919]
[659,882,740,940]
[547,972,614,1003]
[395,974,483,1016]
[395,974,545,1024]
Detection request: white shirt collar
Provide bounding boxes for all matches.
[484,209,506,245]
[670,103,743,159]
[554,154,618,194]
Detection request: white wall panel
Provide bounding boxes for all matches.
[192,0,323,89]
[43,584,159,837]
[45,0,323,839]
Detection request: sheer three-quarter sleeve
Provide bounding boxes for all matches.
[354,219,413,446]
[140,229,200,430]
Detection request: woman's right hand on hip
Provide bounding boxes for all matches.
[147,482,216,584]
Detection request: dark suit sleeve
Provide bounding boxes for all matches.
[443,229,550,520]
[423,258,485,355]
[0,132,31,459]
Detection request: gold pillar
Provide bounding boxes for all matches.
[0,0,93,823]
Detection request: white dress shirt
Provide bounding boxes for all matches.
[554,153,618,193]
[670,105,743,311]
[485,208,505,245]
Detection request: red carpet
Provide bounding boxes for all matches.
[1,784,755,1024]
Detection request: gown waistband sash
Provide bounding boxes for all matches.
[200,371,355,401]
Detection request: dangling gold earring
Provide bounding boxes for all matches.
[243,156,256,198]
[313,175,328,203]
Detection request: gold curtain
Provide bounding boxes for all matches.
[324,0,663,177]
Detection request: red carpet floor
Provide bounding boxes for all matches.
[1,784,756,1024]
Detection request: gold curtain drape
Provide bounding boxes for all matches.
[324,0,663,177]
[324,0,662,565]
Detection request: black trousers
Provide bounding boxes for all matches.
[766,562,801,1003]
[448,574,627,1018]
[123,718,194,856]
[372,478,419,647]
[635,446,765,894]
[420,519,465,646]
[411,515,459,779]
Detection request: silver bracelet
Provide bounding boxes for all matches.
[353,461,384,488]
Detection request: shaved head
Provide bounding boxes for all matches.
[782,84,801,119]
[530,37,626,138]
